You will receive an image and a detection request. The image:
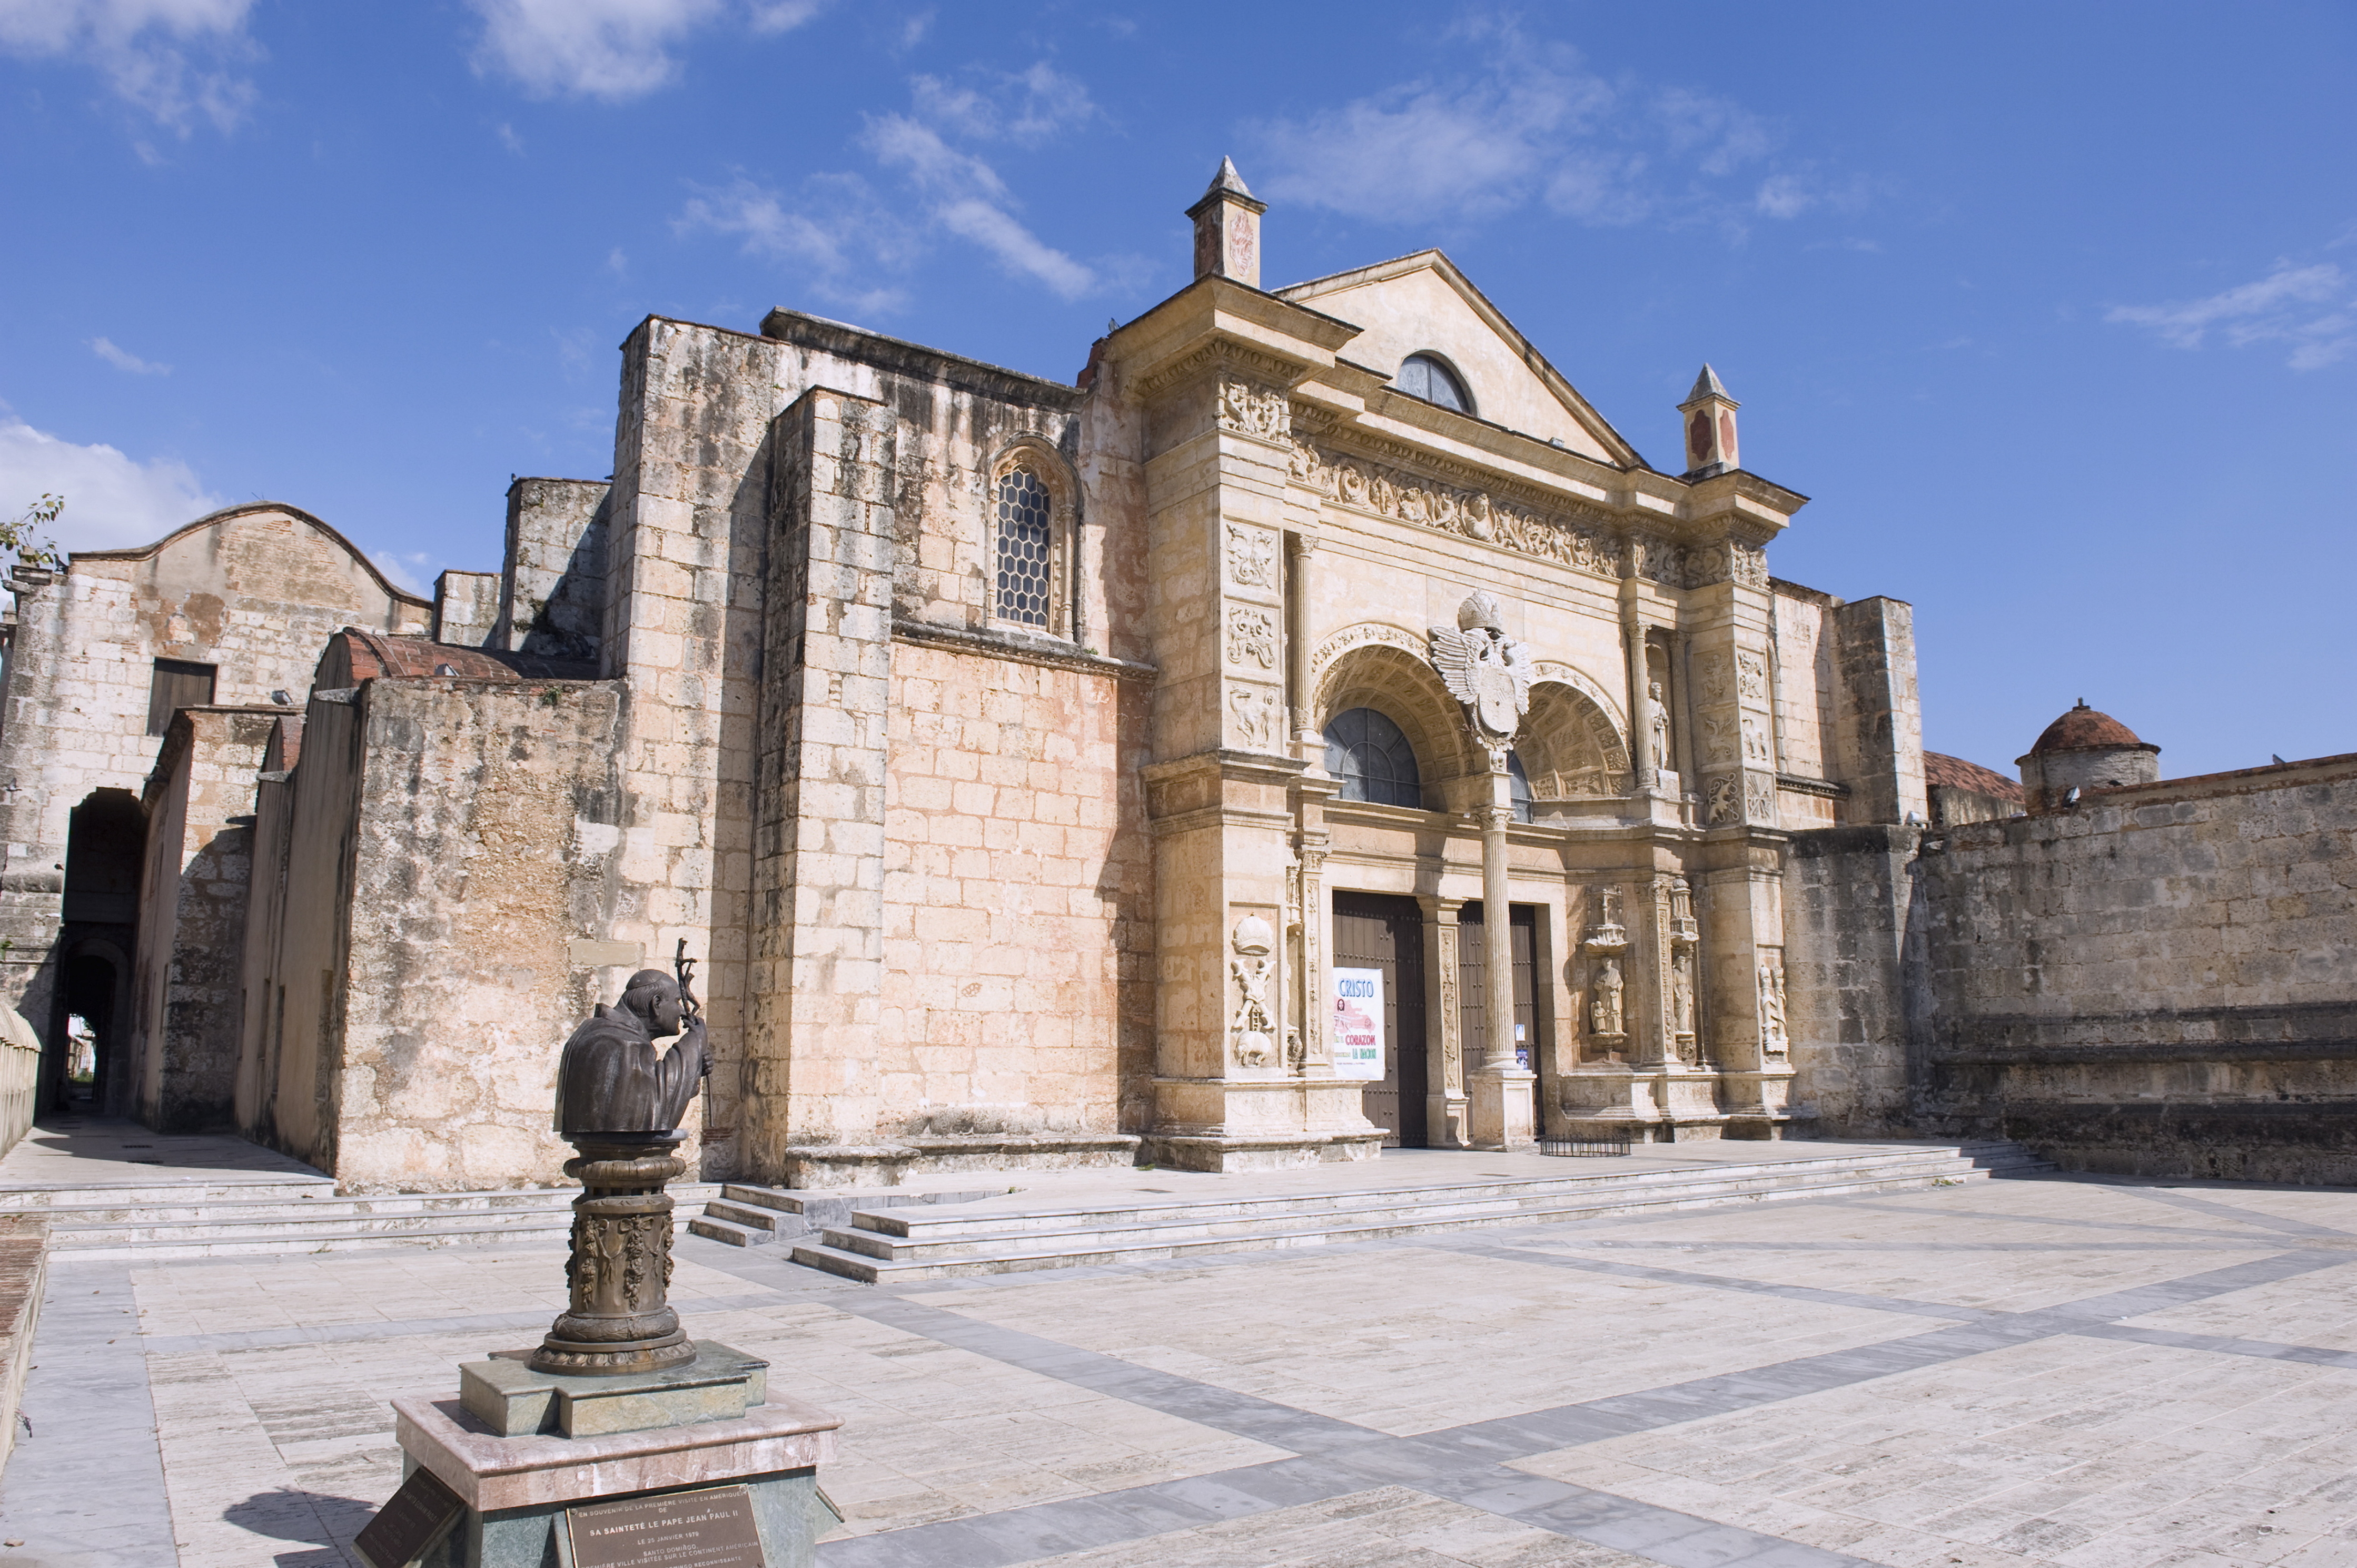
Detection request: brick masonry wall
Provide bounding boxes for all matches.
[1915,758,2357,1180]
[881,641,1153,1135]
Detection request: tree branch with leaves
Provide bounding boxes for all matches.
[3,495,65,574]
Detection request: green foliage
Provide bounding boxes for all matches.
[3,495,66,573]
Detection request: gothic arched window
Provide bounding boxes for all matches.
[1393,353,1474,416]
[1324,707,1424,809]
[993,463,1055,630]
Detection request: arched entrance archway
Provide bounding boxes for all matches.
[56,790,145,1116]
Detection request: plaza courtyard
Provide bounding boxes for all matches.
[5,1154,2357,1567]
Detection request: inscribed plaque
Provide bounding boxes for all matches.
[564,1485,768,1568]
[355,1466,464,1568]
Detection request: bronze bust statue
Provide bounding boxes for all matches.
[532,959,714,1377]
[553,968,711,1135]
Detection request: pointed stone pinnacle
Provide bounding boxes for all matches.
[1207,156,1254,199]
[1687,363,1730,402]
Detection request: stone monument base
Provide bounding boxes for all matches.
[379,1384,839,1567]
[460,1341,768,1438]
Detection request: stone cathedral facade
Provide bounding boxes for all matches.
[2,164,1952,1192]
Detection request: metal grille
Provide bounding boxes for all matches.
[993,467,1053,628]
[1539,1137,1632,1158]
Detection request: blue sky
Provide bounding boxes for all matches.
[3,2,2352,779]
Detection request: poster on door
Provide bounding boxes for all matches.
[1331,968,1384,1081]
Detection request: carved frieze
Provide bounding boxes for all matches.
[1687,540,1768,590]
[1217,378,1291,441]
[1308,621,1426,680]
[1288,435,1627,580]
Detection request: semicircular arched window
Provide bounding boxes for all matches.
[1323,707,1424,809]
[1393,353,1473,416]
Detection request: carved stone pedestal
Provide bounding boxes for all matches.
[532,1132,694,1377]
[1467,1067,1537,1151]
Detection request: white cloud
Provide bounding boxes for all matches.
[1251,25,1813,234]
[2106,262,2355,369]
[467,0,826,102]
[0,0,258,134]
[681,64,1116,309]
[0,415,222,552]
[90,336,169,375]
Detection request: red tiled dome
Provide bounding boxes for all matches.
[2030,701,2146,753]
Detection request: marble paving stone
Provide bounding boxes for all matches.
[13,1174,2357,1564]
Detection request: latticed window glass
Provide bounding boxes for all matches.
[1323,707,1423,809]
[994,466,1053,629]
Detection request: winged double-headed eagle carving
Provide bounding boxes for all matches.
[1429,591,1532,743]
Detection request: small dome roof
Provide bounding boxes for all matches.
[2029,700,2150,753]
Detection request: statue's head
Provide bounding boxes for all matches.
[619,970,684,1038]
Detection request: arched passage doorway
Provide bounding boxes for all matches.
[56,790,145,1115]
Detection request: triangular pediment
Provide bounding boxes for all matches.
[1276,251,1642,468]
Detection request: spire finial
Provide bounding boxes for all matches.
[1186,156,1267,288]
[1677,363,1741,477]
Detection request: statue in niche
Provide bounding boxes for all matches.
[1670,949,1696,1038]
[1229,914,1276,1067]
[1588,958,1624,1037]
[554,968,711,1136]
[1429,591,1532,747]
[1758,958,1789,1053]
[1648,681,1672,773]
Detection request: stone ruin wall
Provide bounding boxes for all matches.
[252,678,629,1192]
[1913,756,2357,1182]
[128,708,275,1130]
[0,507,427,1064]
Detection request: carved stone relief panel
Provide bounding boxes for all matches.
[1757,949,1789,1055]
[1225,523,1278,591]
[1227,682,1282,751]
[1226,605,1277,671]
[1289,435,1620,579]
[1229,912,1277,1068]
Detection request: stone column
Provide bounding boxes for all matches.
[1465,774,1536,1150]
[1622,600,1657,789]
[1286,531,1320,755]
[1417,894,1468,1147]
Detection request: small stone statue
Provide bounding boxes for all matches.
[533,959,714,1378]
[1589,958,1624,1037]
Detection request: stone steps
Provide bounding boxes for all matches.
[687,1184,1004,1249]
[0,1180,723,1259]
[789,1143,2045,1283]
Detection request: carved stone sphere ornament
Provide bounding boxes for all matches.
[534,966,714,1377]
[1429,592,1533,744]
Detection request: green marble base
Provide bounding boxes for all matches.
[459,1342,768,1437]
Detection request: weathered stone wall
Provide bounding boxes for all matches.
[432,571,501,648]
[0,504,428,1100]
[1915,756,2357,1181]
[247,667,628,1191]
[498,478,610,661]
[881,638,1154,1135]
[128,707,276,1130]
[1781,825,1922,1136]
[596,311,1094,1177]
